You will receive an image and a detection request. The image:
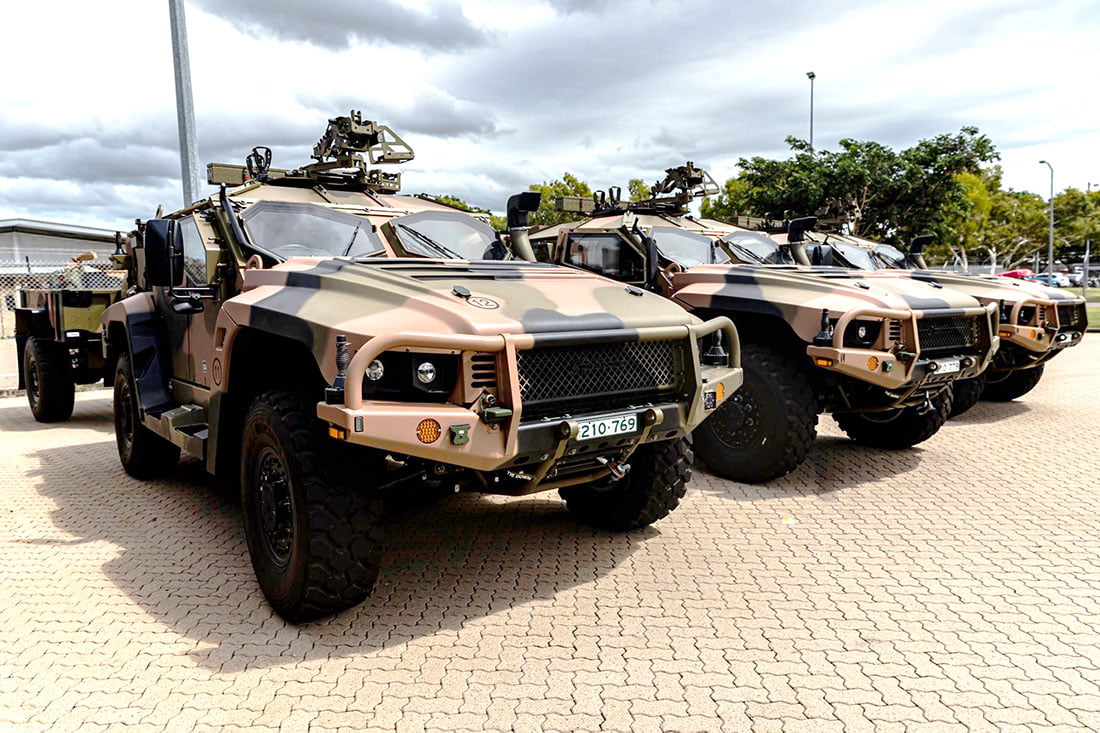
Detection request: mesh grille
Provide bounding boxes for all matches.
[1058,304,1085,331]
[917,315,981,356]
[517,339,680,420]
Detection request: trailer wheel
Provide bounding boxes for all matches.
[560,437,691,531]
[24,338,75,422]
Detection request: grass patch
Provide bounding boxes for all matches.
[1088,307,1100,329]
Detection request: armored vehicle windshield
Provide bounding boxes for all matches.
[651,227,726,268]
[719,230,794,265]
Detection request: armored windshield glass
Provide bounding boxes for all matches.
[564,233,646,281]
[873,244,913,269]
[241,201,384,260]
[828,239,879,271]
[651,226,723,268]
[720,231,793,264]
[387,211,503,260]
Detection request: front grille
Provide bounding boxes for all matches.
[516,339,681,421]
[917,315,981,357]
[1058,304,1086,332]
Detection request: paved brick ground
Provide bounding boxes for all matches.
[1,341,1098,732]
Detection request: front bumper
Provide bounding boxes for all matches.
[316,317,742,473]
[805,302,999,390]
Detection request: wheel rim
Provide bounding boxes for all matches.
[254,446,294,568]
[117,377,135,451]
[26,352,40,410]
[711,386,765,450]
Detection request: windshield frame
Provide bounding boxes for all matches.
[719,230,793,265]
[823,238,880,271]
[873,244,914,270]
[650,225,722,269]
[239,200,386,261]
[383,209,504,261]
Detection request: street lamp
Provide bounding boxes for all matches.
[1039,160,1054,282]
[806,71,816,151]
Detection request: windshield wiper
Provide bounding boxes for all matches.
[342,223,362,256]
[724,241,769,265]
[397,223,463,259]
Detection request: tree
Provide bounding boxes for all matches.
[527,173,593,227]
[627,179,650,202]
[700,177,752,220]
[709,127,999,245]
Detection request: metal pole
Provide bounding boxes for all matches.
[1039,160,1054,283]
[1084,240,1090,299]
[806,72,816,151]
[168,0,202,207]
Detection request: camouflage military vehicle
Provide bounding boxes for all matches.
[14,251,128,421]
[518,165,998,483]
[791,231,1086,414]
[100,115,742,622]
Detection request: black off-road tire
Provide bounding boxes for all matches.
[834,388,953,449]
[981,365,1044,402]
[559,437,691,531]
[692,343,817,483]
[948,373,987,418]
[113,352,180,477]
[24,338,75,422]
[240,391,383,623]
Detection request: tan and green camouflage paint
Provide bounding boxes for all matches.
[102,177,742,477]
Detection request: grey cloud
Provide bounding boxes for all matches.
[546,0,613,15]
[189,0,491,52]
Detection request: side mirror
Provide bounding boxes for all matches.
[786,216,817,243]
[143,219,184,288]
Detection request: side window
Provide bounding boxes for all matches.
[564,234,645,281]
[180,217,207,285]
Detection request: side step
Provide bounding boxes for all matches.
[142,404,208,459]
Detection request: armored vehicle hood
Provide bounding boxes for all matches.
[225,257,698,348]
[671,264,982,315]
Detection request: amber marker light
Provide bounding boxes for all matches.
[867,356,879,371]
[813,357,834,367]
[328,426,347,440]
[716,383,725,402]
[416,418,442,443]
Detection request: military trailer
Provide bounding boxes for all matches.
[517,165,998,483]
[14,251,128,421]
[793,231,1086,413]
[100,115,742,622]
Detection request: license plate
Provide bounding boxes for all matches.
[576,413,639,441]
[938,359,961,374]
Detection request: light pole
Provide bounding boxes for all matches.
[806,71,816,151]
[1039,160,1054,282]
[168,0,201,207]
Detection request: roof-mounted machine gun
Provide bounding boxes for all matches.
[554,161,719,216]
[207,110,415,193]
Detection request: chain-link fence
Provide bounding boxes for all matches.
[0,259,127,339]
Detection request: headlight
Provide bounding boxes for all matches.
[364,352,458,402]
[842,319,882,348]
[1016,306,1035,325]
[416,361,437,384]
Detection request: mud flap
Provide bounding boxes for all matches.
[123,310,176,416]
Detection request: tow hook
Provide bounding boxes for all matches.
[917,395,935,415]
[597,456,630,480]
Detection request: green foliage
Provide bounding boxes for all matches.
[627,179,650,202]
[527,173,593,227]
[700,178,752,220]
[713,127,998,245]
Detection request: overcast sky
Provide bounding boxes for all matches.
[1,0,1097,231]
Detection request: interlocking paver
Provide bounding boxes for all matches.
[0,340,1098,730]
